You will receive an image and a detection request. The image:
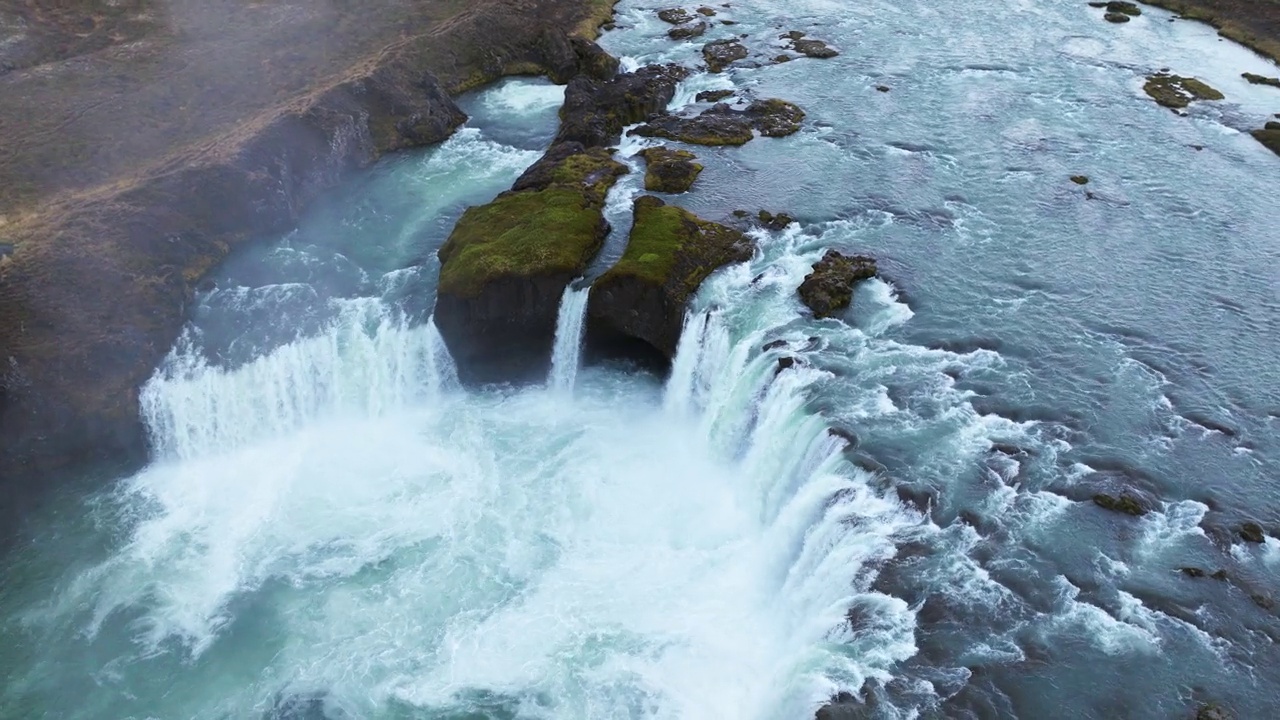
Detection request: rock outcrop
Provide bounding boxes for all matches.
[639,147,704,192]
[1093,493,1148,516]
[631,99,806,145]
[435,60,692,384]
[1143,73,1225,109]
[0,0,622,536]
[1242,72,1280,87]
[781,31,840,59]
[797,250,878,318]
[703,38,749,72]
[1252,121,1280,156]
[435,146,626,384]
[586,196,753,362]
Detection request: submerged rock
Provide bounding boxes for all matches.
[1180,566,1206,578]
[703,38,749,72]
[1143,73,1224,109]
[1092,493,1147,516]
[266,692,343,720]
[639,146,704,193]
[797,250,878,319]
[1197,703,1234,720]
[435,145,627,384]
[1242,72,1280,87]
[815,691,876,720]
[556,64,691,147]
[631,99,806,145]
[587,196,754,362]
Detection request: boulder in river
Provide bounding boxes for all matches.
[696,89,736,102]
[797,250,878,318]
[435,145,627,384]
[1105,1,1141,15]
[1196,703,1234,720]
[587,196,754,362]
[669,22,709,39]
[1104,12,1132,23]
[1092,493,1147,516]
[1070,175,1090,184]
[1143,73,1224,109]
[758,209,797,229]
[703,38,749,72]
[1241,72,1280,87]
[639,146,705,193]
[657,8,696,24]
[1251,122,1280,156]
[789,35,840,58]
[631,99,806,145]
[1239,521,1267,543]
[815,691,877,719]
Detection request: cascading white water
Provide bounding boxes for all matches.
[141,299,456,460]
[548,284,591,392]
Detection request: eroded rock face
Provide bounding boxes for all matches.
[587,196,753,362]
[556,64,691,147]
[639,146,704,193]
[434,146,626,384]
[631,98,806,145]
[797,250,878,318]
[703,38,749,72]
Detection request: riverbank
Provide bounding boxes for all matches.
[0,0,615,537]
[1143,0,1280,64]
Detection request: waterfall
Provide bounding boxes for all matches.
[548,284,591,392]
[140,299,457,461]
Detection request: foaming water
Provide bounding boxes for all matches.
[548,284,590,392]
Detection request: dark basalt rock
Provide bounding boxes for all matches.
[1105,12,1132,23]
[1093,493,1147,516]
[703,38,749,72]
[669,22,709,39]
[697,6,718,16]
[1252,122,1280,156]
[793,38,840,58]
[1070,175,1090,184]
[1240,522,1267,543]
[1180,566,1207,578]
[875,84,891,92]
[1196,703,1234,720]
[631,99,806,145]
[556,64,691,148]
[1242,72,1280,87]
[1105,1,1142,15]
[696,89,736,102]
[815,691,877,720]
[587,196,754,362]
[758,210,796,229]
[797,250,878,319]
[1143,73,1224,109]
[639,146,705,193]
[435,144,627,384]
[657,8,696,24]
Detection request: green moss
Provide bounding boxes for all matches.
[1242,72,1280,87]
[1143,73,1224,109]
[598,196,750,294]
[438,187,605,297]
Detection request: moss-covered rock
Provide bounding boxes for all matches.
[697,6,717,16]
[1093,493,1147,516]
[758,210,796,229]
[1197,703,1234,720]
[1106,1,1142,15]
[1240,522,1267,543]
[435,145,627,384]
[1143,73,1225,109]
[1242,72,1280,87]
[789,36,840,59]
[1070,175,1090,185]
[797,250,878,318]
[1105,12,1132,22]
[631,98,806,145]
[703,38,749,72]
[1251,124,1280,156]
[639,146,704,193]
[587,196,754,361]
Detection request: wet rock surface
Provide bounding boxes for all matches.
[703,37,749,72]
[587,196,753,362]
[639,146,705,193]
[631,98,806,145]
[797,249,879,319]
[555,63,690,147]
[1143,72,1225,108]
